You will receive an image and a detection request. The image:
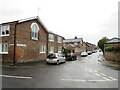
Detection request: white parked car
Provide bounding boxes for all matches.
[87,51,92,55]
[46,53,66,65]
[81,52,88,57]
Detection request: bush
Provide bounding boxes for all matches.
[104,46,114,51]
[104,45,120,51]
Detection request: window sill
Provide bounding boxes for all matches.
[0,35,10,37]
[32,38,38,41]
[58,42,62,43]
[49,52,54,53]
[39,52,46,54]
[0,52,8,54]
[49,40,54,42]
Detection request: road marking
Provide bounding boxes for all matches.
[61,79,115,82]
[99,73,107,77]
[0,75,32,79]
[102,77,111,81]
[75,64,118,81]
[95,73,101,77]
[107,77,117,81]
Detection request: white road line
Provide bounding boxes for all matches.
[99,73,107,77]
[76,64,118,81]
[102,77,111,81]
[0,75,32,79]
[107,77,117,81]
[61,79,114,82]
[94,73,101,77]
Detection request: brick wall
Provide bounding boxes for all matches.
[48,34,63,54]
[2,19,48,63]
[1,23,16,62]
[104,43,120,61]
[104,51,120,61]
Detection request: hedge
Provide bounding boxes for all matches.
[104,46,120,51]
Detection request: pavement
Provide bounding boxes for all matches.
[98,52,120,70]
[1,60,46,68]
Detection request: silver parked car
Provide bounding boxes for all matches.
[81,52,88,57]
[46,53,66,65]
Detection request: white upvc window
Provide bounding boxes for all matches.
[30,23,40,40]
[0,25,10,37]
[49,34,54,42]
[74,42,78,45]
[49,46,54,53]
[40,45,46,53]
[0,43,8,54]
[58,47,61,53]
[57,36,62,43]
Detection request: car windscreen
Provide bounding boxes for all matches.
[47,54,56,59]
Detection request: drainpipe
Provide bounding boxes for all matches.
[13,21,18,65]
[46,33,49,56]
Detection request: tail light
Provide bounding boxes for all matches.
[54,57,57,59]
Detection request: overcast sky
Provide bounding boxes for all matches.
[0,0,119,45]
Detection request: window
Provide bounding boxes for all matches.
[57,36,62,43]
[0,43,8,54]
[49,46,54,53]
[40,45,46,53]
[58,47,61,53]
[74,43,78,45]
[0,25,10,36]
[30,23,40,40]
[49,34,54,42]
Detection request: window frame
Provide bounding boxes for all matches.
[49,46,54,53]
[0,43,8,54]
[57,36,62,43]
[0,25,10,37]
[49,34,54,42]
[30,23,40,40]
[39,45,46,53]
[58,47,62,53]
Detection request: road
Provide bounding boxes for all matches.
[1,52,119,88]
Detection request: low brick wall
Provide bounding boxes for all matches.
[104,51,120,61]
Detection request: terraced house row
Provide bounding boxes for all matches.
[0,16,64,63]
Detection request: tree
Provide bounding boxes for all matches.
[97,37,109,52]
[63,48,70,55]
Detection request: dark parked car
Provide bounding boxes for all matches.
[65,53,77,61]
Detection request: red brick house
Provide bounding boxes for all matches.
[63,37,85,55]
[86,42,96,51]
[48,31,64,54]
[0,16,64,63]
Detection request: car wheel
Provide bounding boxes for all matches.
[46,62,49,64]
[75,57,77,60]
[72,57,74,61]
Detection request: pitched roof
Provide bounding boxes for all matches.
[105,37,120,44]
[65,44,80,48]
[63,38,83,43]
[0,16,48,32]
[0,16,64,38]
